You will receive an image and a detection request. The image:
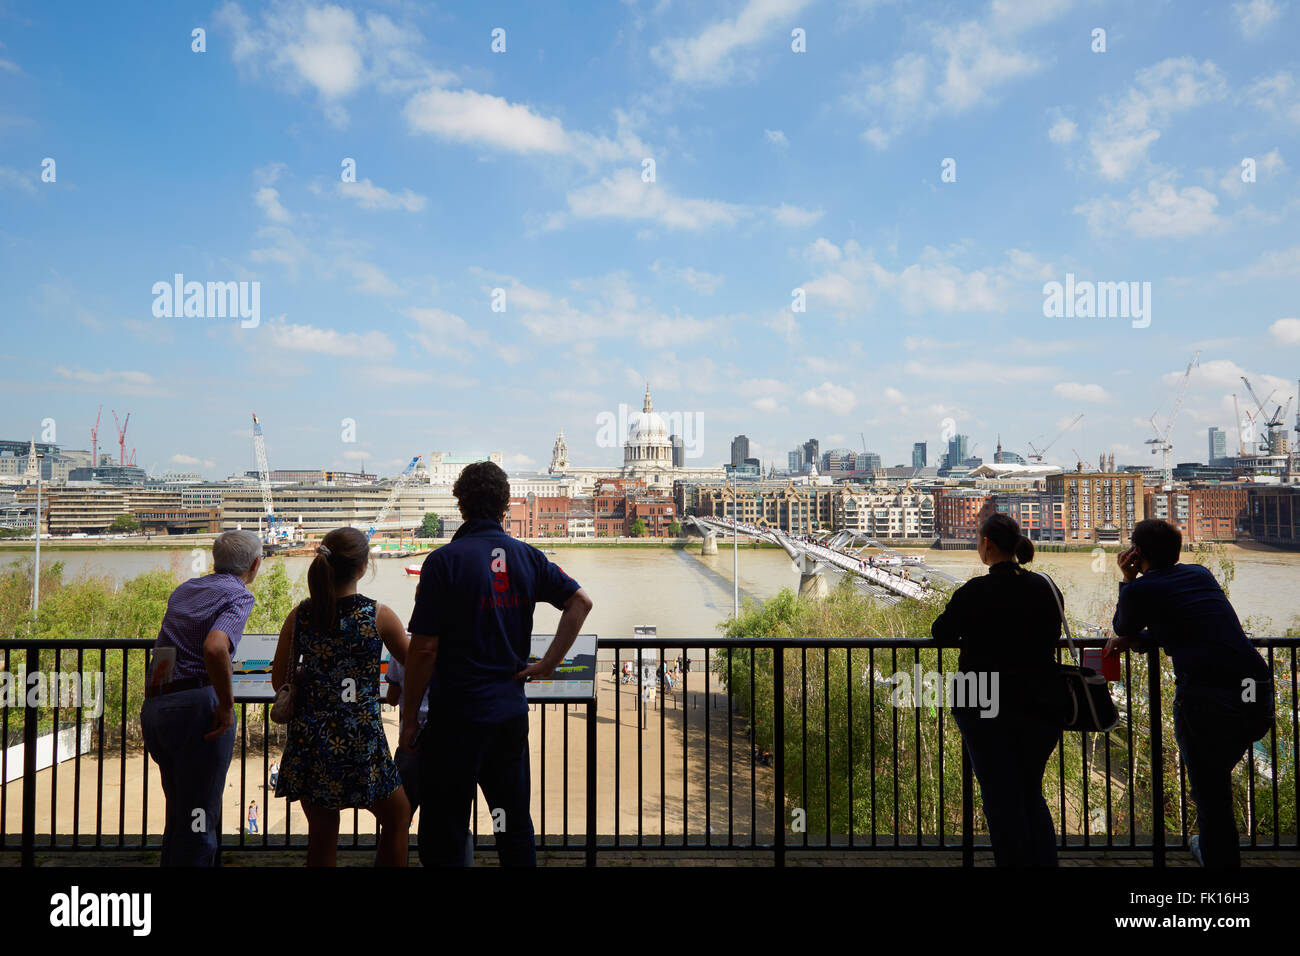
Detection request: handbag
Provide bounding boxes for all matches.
[269,614,299,724]
[1037,572,1120,733]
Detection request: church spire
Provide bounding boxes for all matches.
[643,383,653,414]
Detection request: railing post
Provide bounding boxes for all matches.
[22,669,37,868]
[1147,648,1165,868]
[586,697,597,867]
[961,739,974,868]
[773,644,785,868]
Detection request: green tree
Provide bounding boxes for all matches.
[629,517,647,537]
[108,514,140,532]
[416,513,443,538]
[668,520,682,537]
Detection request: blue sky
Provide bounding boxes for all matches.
[2,0,1299,478]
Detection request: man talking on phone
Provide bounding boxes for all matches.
[1106,518,1273,867]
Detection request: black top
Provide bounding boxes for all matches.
[407,518,580,722]
[930,562,1063,711]
[1112,562,1269,689]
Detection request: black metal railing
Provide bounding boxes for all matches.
[2,636,1297,867]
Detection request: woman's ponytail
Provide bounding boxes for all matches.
[979,512,1034,564]
[303,527,370,636]
[306,548,337,636]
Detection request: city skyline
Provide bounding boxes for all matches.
[2,1,1298,478]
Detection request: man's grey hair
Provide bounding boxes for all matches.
[213,530,263,574]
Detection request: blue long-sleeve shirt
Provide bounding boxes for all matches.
[1111,563,1269,687]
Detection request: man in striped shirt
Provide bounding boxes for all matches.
[140,530,261,866]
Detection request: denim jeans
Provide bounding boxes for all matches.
[417,711,534,867]
[1174,681,1274,868]
[140,686,236,867]
[955,708,1060,867]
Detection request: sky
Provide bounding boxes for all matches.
[2,0,1299,479]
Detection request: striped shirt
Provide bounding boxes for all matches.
[154,572,256,681]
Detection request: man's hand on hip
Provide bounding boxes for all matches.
[204,703,234,741]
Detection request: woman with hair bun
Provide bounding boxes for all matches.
[931,512,1064,867]
[271,526,411,866]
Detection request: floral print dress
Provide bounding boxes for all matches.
[275,594,401,810]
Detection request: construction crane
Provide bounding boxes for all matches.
[251,413,278,544]
[1145,350,1200,491]
[90,405,102,468]
[111,410,130,466]
[1241,376,1290,455]
[1026,413,1084,463]
[1233,394,1251,457]
[366,456,422,541]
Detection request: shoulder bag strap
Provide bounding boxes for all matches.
[1036,571,1080,667]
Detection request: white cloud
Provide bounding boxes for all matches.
[847,3,1070,148]
[1247,71,1300,125]
[559,169,748,230]
[405,87,570,154]
[264,318,395,358]
[407,306,487,360]
[1270,317,1300,344]
[802,381,857,415]
[1219,148,1285,196]
[1075,177,1220,239]
[254,186,291,223]
[651,262,725,294]
[801,240,1041,315]
[652,0,812,85]
[1048,115,1077,144]
[1214,245,1300,281]
[215,2,447,125]
[764,128,790,148]
[0,166,36,194]
[1088,58,1227,180]
[54,367,155,387]
[345,261,402,297]
[361,365,435,386]
[1234,0,1286,36]
[1053,382,1110,403]
[752,396,780,412]
[170,453,216,469]
[336,178,425,212]
[772,203,823,226]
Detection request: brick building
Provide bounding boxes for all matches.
[1145,485,1248,543]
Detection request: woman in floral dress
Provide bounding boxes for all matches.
[272,526,411,866]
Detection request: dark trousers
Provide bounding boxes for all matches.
[140,686,236,867]
[417,712,535,867]
[956,708,1060,867]
[1174,682,1273,868]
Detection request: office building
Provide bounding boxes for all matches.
[912,442,927,468]
[730,435,750,468]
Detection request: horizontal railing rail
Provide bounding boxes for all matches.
[2,636,1297,867]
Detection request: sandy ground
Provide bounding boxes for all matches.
[2,671,776,851]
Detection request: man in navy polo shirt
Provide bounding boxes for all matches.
[401,461,593,867]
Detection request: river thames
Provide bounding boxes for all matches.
[10,542,1300,637]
